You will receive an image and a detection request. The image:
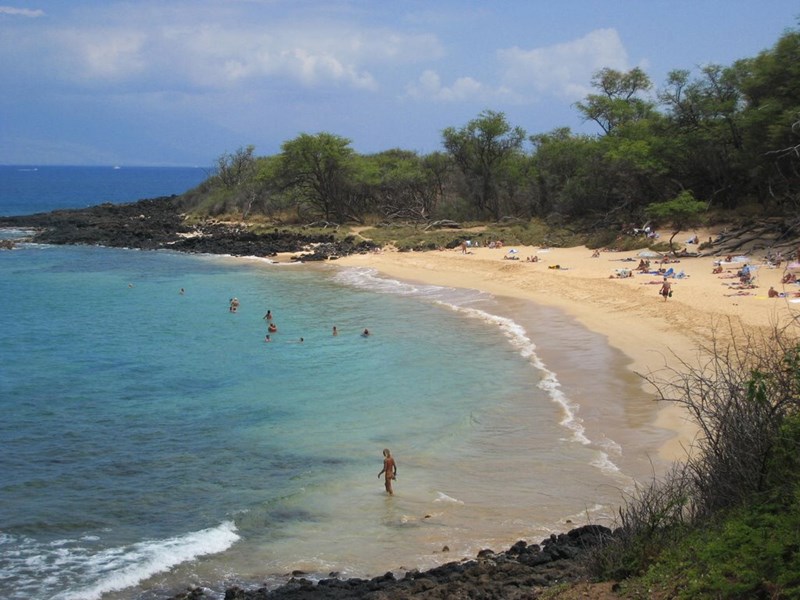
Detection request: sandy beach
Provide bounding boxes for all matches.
[336,232,800,461]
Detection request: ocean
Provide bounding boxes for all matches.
[0,166,672,599]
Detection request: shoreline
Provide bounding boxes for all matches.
[5,206,799,597]
[334,238,799,462]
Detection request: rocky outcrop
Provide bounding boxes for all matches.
[169,525,614,600]
[0,197,379,260]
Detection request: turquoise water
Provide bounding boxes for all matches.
[0,168,669,599]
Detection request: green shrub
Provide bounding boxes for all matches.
[630,498,800,599]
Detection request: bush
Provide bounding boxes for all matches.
[586,320,800,593]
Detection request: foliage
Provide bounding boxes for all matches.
[627,493,800,599]
[575,67,655,135]
[215,145,256,189]
[177,25,800,239]
[737,28,800,213]
[586,325,800,598]
[277,132,357,222]
[442,109,526,220]
[645,191,707,253]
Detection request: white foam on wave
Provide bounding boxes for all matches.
[42,521,240,600]
[0,227,37,240]
[333,267,491,304]
[240,254,307,266]
[434,491,465,505]
[240,254,276,264]
[333,267,622,476]
[445,303,592,445]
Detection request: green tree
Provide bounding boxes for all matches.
[657,65,748,210]
[442,110,526,220]
[575,67,654,135]
[277,133,355,222]
[530,128,593,219]
[358,149,440,221]
[645,191,706,254]
[736,27,800,211]
[421,151,455,216]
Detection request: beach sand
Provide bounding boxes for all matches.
[334,231,800,462]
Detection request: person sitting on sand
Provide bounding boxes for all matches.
[768,286,780,298]
[712,265,723,274]
[782,273,797,284]
[591,249,601,258]
[378,448,397,495]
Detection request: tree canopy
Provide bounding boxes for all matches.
[185,24,799,231]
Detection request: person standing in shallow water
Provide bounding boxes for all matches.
[378,448,397,495]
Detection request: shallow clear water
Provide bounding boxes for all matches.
[0,167,671,599]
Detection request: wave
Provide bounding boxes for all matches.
[434,491,465,505]
[334,267,621,475]
[0,227,37,240]
[1,522,238,600]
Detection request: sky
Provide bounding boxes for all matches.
[1,1,798,167]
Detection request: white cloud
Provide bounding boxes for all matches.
[405,69,518,103]
[0,6,45,17]
[403,28,629,105]
[498,28,630,101]
[61,29,148,79]
[14,14,440,94]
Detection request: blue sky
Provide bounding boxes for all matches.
[1,1,797,166]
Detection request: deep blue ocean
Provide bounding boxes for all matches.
[0,166,667,599]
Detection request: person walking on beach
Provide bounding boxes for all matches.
[378,448,397,495]
[659,277,672,301]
